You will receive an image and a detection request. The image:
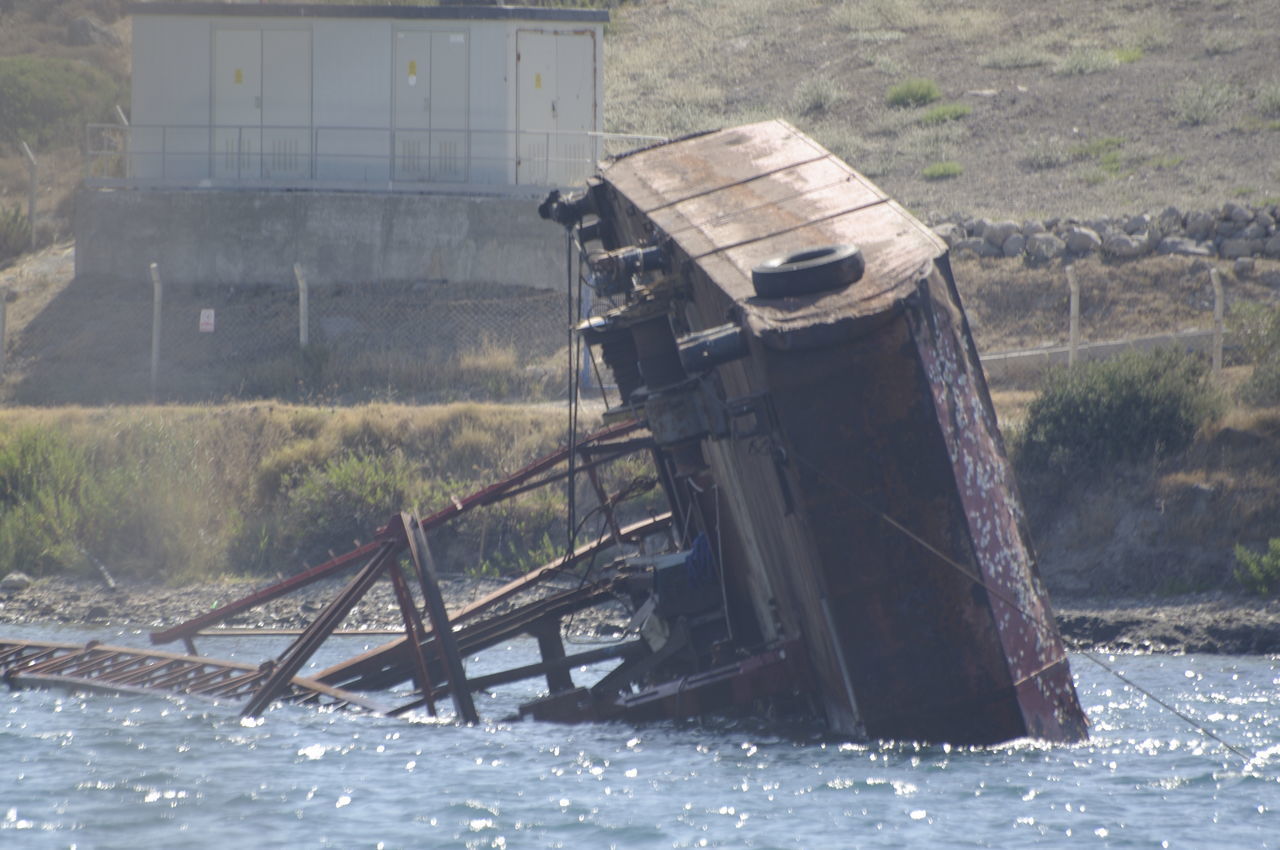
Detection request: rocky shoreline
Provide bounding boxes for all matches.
[2,575,1279,655]
[1052,593,1280,655]
[0,574,630,641]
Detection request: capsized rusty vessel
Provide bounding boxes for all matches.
[3,120,1087,746]
[539,119,1088,743]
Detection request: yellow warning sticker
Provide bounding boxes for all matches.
[409,60,417,78]
[235,68,243,85]
[535,72,542,90]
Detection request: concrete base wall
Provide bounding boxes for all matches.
[74,188,567,290]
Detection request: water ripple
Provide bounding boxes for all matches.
[2,627,1278,848]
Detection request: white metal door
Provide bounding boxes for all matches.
[515,30,556,185]
[429,31,468,182]
[554,31,596,185]
[394,30,432,179]
[516,30,596,186]
[213,29,261,179]
[262,29,311,180]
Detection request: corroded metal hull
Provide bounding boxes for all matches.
[563,120,1087,743]
[5,121,1085,745]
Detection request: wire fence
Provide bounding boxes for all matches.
[1,271,576,406]
[0,253,1252,405]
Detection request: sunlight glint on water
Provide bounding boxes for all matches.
[2,625,1278,848]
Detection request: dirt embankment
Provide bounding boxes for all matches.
[1022,410,1280,592]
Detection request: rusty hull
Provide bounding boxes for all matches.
[5,121,1085,744]
[573,120,1087,743]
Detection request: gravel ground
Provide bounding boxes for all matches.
[2,576,1278,655]
[0,574,630,642]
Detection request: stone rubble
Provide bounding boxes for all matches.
[931,202,1280,264]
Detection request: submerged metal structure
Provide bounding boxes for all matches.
[3,120,1086,745]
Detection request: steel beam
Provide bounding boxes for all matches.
[241,536,402,717]
[403,513,478,724]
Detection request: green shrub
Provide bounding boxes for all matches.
[1054,47,1121,76]
[0,405,582,581]
[1172,80,1236,126]
[0,428,143,578]
[1257,83,1280,119]
[1068,136,1125,162]
[978,46,1053,70]
[0,55,121,150]
[919,102,971,125]
[0,205,29,264]
[922,160,962,180]
[794,77,842,116]
[886,78,941,108]
[1203,33,1247,56]
[1234,539,1280,596]
[1016,349,1220,474]
[1231,302,1280,406]
[269,449,414,568]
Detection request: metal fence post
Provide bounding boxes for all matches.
[1211,267,1224,374]
[20,141,37,251]
[1066,264,1079,368]
[149,263,163,400]
[0,287,7,376]
[294,263,309,347]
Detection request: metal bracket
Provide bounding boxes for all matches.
[725,393,772,440]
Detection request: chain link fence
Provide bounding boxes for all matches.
[2,272,576,405]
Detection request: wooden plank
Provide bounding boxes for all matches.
[647,158,886,256]
[606,121,829,213]
[603,121,944,342]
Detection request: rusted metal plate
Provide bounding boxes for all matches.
[907,273,1087,741]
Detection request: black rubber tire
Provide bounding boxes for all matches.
[750,244,864,298]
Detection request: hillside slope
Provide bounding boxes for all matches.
[606,0,1280,219]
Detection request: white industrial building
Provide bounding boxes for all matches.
[115,1,608,192]
[76,3,626,290]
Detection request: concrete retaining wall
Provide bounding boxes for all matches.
[74,188,567,289]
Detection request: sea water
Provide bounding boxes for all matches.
[2,624,1278,849]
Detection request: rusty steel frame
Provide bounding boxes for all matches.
[402,513,478,724]
[312,513,671,693]
[150,418,644,648]
[240,535,403,716]
[1,639,381,711]
[238,513,480,721]
[19,417,656,720]
[0,456,664,718]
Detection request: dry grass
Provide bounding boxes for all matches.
[0,401,586,580]
[3,0,1277,243]
[605,0,1280,220]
